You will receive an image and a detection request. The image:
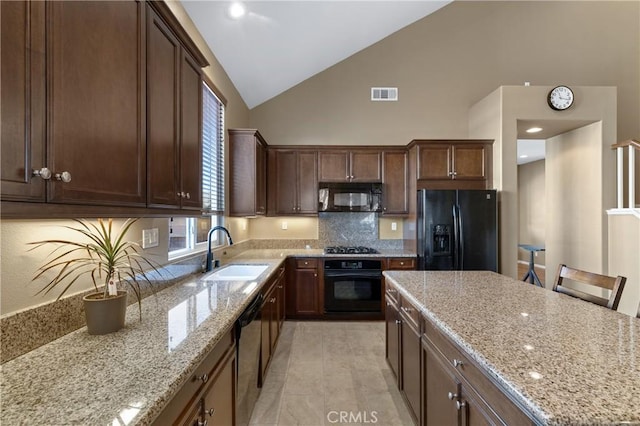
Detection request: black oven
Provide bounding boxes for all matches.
[324,259,382,314]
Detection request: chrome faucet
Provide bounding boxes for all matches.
[205,226,234,272]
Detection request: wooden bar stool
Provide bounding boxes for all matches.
[552,264,626,310]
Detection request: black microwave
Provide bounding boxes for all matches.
[318,182,383,212]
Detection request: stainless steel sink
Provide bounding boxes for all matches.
[206,264,269,281]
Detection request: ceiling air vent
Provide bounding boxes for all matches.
[371,87,398,101]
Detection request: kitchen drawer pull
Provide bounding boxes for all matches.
[453,359,464,368]
[196,373,209,383]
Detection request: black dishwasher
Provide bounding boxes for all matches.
[235,293,263,426]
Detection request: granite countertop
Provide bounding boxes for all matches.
[0,257,285,425]
[0,248,417,425]
[383,270,640,425]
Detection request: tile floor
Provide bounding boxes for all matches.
[249,321,414,426]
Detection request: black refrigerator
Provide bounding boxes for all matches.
[417,189,498,271]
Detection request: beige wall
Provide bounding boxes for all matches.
[518,160,545,264]
[469,85,617,279]
[247,216,403,240]
[546,122,605,278]
[250,1,639,147]
[608,213,640,317]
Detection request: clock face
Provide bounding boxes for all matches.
[548,86,574,110]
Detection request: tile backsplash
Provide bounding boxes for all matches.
[318,212,402,249]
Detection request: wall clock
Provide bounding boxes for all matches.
[547,85,574,111]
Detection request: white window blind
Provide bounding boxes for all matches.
[202,83,224,213]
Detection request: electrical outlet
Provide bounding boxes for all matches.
[391,222,397,231]
[142,228,159,249]
[281,221,288,230]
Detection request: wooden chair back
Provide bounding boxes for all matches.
[552,264,626,310]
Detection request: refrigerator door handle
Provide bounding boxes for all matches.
[452,204,459,270]
[457,204,464,270]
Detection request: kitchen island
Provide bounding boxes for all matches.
[383,270,640,425]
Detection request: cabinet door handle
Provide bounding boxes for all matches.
[277,285,283,289]
[206,408,215,417]
[313,273,317,277]
[196,420,208,426]
[195,373,209,383]
[185,192,191,199]
[448,392,458,400]
[32,167,52,180]
[453,359,464,368]
[456,400,466,410]
[395,319,402,325]
[54,171,72,183]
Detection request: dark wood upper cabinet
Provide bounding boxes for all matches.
[413,140,493,190]
[146,4,203,210]
[179,52,203,210]
[1,0,208,217]
[46,0,146,206]
[228,129,267,216]
[1,1,46,202]
[382,149,409,215]
[318,149,381,182]
[146,7,180,208]
[268,148,318,216]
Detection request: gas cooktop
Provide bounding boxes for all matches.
[324,246,379,255]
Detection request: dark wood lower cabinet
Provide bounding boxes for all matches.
[286,258,322,318]
[260,267,286,385]
[199,348,236,426]
[424,339,460,426]
[384,295,401,381]
[401,312,421,425]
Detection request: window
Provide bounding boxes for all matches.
[169,82,226,258]
[202,83,225,215]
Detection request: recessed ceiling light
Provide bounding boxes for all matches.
[526,127,543,133]
[228,2,246,19]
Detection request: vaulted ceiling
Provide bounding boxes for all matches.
[182,1,451,108]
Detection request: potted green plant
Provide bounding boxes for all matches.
[29,218,160,335]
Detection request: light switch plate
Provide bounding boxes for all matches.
[142,228,159,249]
[281,221,288,230]
[391,222,397,231]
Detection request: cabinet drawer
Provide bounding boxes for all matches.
[387,258,415,270]
[296,258,318,269]
[423,320,533,425]
[399,295,420,332]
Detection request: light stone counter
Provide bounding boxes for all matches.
[383,270,640,425]
[0,258,285,425]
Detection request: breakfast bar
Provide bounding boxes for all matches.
[383,270,640,425]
